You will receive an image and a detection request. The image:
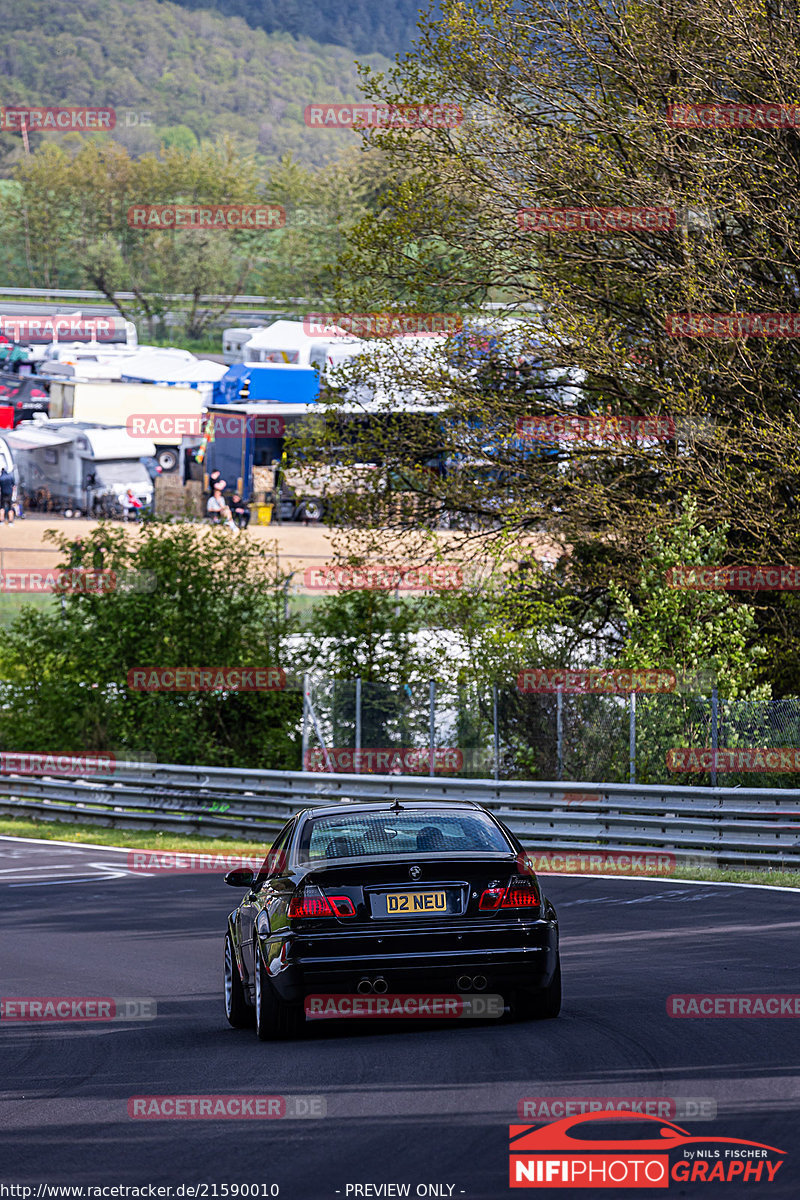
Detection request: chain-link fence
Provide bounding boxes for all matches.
[301,676,800,787]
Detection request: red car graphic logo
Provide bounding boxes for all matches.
[510,1111,785,1188]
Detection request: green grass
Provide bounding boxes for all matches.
[0,594,58,627]
[0,814,798,886]
[0,815,270,855]
[667,863,800,887]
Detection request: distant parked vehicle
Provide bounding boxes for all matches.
[3,420,156,517]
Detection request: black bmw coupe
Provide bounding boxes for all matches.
[223,799,560,1039]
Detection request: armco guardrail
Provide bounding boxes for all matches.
[0,287,282,304]
[0,761,799,868]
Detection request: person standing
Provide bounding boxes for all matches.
[230,493,251,530]
[122,488,143,522]
[0,465,15,524]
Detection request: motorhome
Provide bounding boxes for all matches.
[3,420,156,516]
[222,319,365,378]
[7,314,138,364]
[222,326,263,364]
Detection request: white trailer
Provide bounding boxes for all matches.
[46,378,206,472]
[3,420,156,516]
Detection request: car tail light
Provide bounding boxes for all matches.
[288,893,333,918]
[502,884,540,908]
[479,880,540,910]
[287,891,356,919]
[328,895,356,917]
[478,887,505,911]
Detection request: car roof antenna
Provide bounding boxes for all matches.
[389,798,404,812]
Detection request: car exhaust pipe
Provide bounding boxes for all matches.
[357,978,373,994]
[473,975,487,991]
[372,977,389,994]
[456,975,473,991]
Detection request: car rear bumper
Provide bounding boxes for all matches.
[261,916,559,1004]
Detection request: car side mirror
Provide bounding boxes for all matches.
[224,868,255,888]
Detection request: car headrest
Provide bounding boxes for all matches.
[415,825,446,851]
[323,836,360,859]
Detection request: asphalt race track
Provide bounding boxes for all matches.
[1,835,798,1198]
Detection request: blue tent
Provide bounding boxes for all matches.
[213,364,320,406]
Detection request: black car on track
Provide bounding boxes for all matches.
[223,799,560,1039]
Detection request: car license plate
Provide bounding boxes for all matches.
[385,890,447,915]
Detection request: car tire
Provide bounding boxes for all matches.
[224,933,252,1028]
[254,942,302,1040]
[299,498,324,522]
[516,959,561,1020]
[157,449,178,472]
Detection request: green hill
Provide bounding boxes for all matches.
[0,0,390,167]
[172,0,431,58]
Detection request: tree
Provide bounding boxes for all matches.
[0,522,302,768]
[299,0,800,693]
[611,495,769,700]
[304,584,428,749]
[610,494,770,783]
[4,139,275,336]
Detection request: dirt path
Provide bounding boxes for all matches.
[0,514,564,592]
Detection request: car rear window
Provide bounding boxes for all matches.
[298,812,512,862]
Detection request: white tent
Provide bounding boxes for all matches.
[243,319,365,367]
[165,360,228,383]
[119,349,218,385]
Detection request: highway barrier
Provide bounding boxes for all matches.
[0,761,798,868]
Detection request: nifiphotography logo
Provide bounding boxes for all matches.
[509,1111,786,1187]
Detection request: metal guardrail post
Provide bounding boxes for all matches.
[493,684,500,782]
[355,677,362,774]
[302,673,310,772]
[556,686,563,781]
[711,687,718,787]
[429,679,436,777]
[629,691,636,785]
